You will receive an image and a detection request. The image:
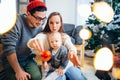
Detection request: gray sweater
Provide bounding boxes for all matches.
[1,14,43,62]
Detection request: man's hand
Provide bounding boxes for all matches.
[68,51,80,67]
[29,38,44,52]
[15,70,31,80]
[7,53,31,80]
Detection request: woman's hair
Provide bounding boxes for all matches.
[42,12,64,33]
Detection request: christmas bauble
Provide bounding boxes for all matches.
[41,50,51,61]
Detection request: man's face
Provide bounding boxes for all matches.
[29,11,46,28]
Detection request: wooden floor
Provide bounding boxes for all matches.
[80,56,99,80]
[75,45,100,80]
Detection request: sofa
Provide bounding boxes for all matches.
[63,23,83,44]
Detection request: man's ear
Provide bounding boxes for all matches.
[27,12,31,16]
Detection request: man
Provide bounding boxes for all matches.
[1,0,47,80]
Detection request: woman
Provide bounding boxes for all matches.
[27,12,86,80]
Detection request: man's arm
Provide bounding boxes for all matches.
[7,53,31,80]
[7,53,23,73]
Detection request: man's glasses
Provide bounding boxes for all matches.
[31,14,47,22]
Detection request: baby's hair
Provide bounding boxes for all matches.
[48,32,62,40]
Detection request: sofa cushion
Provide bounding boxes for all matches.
[73,25,83,44]
[63,23,75,44]
[63,23,75,36]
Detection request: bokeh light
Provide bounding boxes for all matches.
[79,28,92,40]
[92,1,114,23]
[94,47,113,71]
[78,4,92,19]
[0,0,17,34]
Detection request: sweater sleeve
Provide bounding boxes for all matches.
[27,33,50,51]
[1,23,20,56]
[61,33,77,53]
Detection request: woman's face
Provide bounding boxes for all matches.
[49,15,61,32]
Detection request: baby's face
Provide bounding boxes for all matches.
[49,35,62,50]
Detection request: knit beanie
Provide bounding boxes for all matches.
[27,0,46,12]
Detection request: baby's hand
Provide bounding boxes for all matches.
[43,61,49,71]
[56,67,64,76]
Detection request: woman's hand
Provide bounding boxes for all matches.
[68,50,80,67]
[28,38,44,52]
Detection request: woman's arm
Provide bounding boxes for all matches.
[61,33,77,53]
[61,33,80,66]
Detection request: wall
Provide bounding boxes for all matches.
[45,0,76,24]
[46,0,94,26]
[76,0,94,26]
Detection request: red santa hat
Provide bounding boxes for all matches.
[27,0,46,12]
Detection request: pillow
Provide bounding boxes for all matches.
[73,25,83,44]
[63,23,75,36]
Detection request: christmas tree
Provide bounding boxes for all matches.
[85,1,120,53]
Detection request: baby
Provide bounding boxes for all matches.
[43,32,68,80]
